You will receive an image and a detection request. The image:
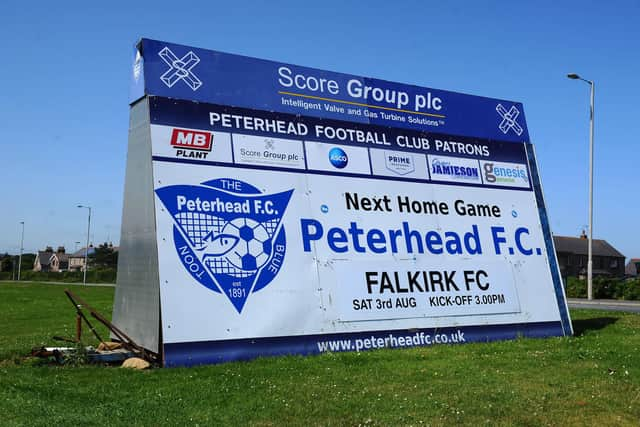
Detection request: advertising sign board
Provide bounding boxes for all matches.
[114,39,571,367]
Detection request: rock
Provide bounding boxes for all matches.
[121,357,150,370]
[97,341,123,351]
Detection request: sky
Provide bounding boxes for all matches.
[1,0,639,260]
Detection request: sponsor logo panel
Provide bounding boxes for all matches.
[233,134,306,169]
[370,148,428,179]
[427,155,481,184]
[480,160,530,188]
[151,125,233,163]
[171,128,212,151]
[305,141,371,175]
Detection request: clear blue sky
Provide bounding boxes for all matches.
[1,1,639,259]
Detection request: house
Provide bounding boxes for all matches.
[33,246,69,272]
[626,259,640,277]
[68,243,119,271]
[553,233,625,280]
[68,246,95,272]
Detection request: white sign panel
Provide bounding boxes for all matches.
[144,98,570,365]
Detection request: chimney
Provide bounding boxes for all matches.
[57,246,65,254]
[579,229,587,239]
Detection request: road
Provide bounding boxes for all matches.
[568,298,640,314]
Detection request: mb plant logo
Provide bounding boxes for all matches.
[158,46,202,91]
[155,178,293,313]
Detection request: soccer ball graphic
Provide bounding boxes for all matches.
[222,218,272,271]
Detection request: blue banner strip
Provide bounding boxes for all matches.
[525,143,573,336]
[137,39,529,142]
[163,321,565,367]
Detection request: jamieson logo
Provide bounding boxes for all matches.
[430,157,479,181]
[155,178,293,313]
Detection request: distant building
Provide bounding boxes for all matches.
[626,259,640,277]
[68,246,95,272]
[33,246,69,272]
[68,243,119,271]
[553,233,625,280]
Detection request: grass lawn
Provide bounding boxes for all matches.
[0,282,639,426]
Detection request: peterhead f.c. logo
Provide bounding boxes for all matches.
[155,179,293,313]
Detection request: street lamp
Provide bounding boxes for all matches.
[17,221,24,281]
[77,205,92,285]
[567,73,595,300]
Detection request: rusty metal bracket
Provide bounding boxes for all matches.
[64,289,157,362]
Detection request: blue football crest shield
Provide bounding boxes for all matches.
[155,178,293,313]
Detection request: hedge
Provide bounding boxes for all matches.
[0,269,116,284]
[565,277,640,300]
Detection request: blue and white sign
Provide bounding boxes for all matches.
[115,39,571,367]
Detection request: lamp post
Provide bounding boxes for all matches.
[77,205,92,285]
[567,73,595,300]
[17,221,24,281]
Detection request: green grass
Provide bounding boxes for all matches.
[1,282,639,426]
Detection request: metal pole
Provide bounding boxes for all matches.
[17,221,24,281]
[78,205,92,285]
[83,207,91,285]
[567,73,595,300]
[587,81,595,300]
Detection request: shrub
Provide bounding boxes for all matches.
[592,277,618,299]
[565,276,640,301]
[565,277,586,298]
[620,279,640,300]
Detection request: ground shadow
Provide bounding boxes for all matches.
[572,317,618,337]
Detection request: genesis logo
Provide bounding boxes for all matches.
[483,162,528,184]
[328,147,348,169]
[155,179,293,313]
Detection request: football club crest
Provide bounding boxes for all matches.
[156,179,293,313]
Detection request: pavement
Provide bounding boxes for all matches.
[568,298,640,313]
[0,280,115,287]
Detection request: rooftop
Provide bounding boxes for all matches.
[553,236,625,258]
